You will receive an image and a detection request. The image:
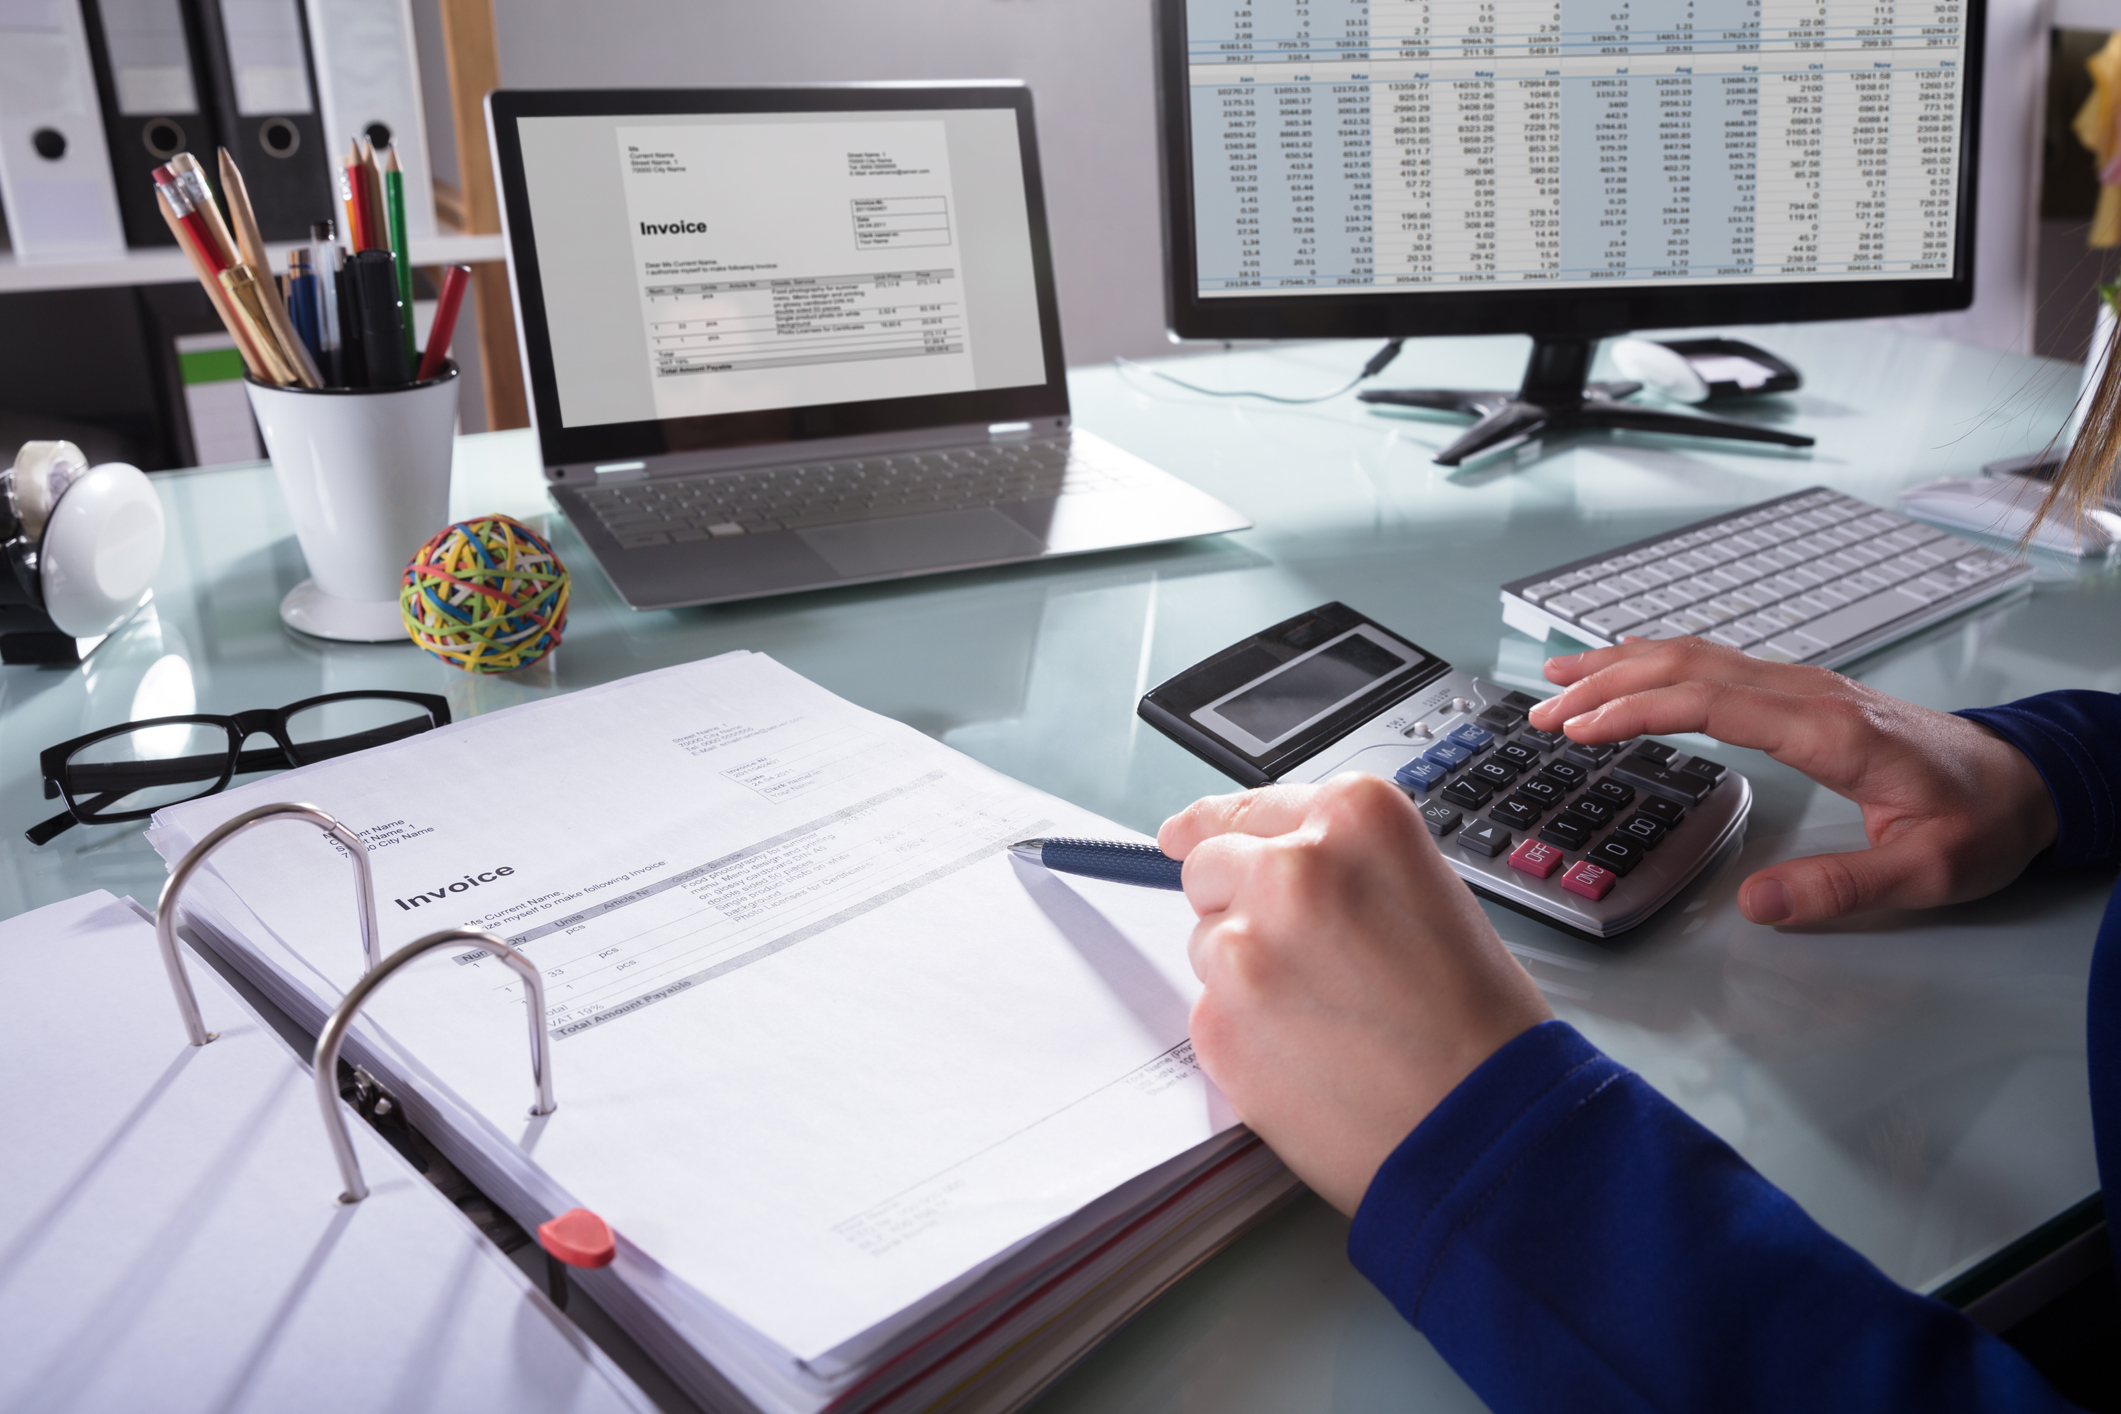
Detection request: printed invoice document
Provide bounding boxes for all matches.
[149,652,1293,1414]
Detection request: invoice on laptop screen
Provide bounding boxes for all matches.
[514,109,1053,431]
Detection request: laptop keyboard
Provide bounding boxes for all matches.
[576,438,1135,548]
[1501,487,2031,667]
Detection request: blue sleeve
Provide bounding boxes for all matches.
[1956,691,2121,872]
[1961,694,2121,1280]
[1347,1020,2081,1414]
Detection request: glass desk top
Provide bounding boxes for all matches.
[4,324,2116,1414]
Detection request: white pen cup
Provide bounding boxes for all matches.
[244,364,458,642]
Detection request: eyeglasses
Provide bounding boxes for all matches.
[29,690,450,846]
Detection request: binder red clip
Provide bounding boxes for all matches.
[538,1208,617,1269]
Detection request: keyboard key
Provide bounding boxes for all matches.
[1538,760,1588,790]
[1583,605,1648,636]
[1631,742,1675,764]
[1560,860,1618,901]
[1587,837,1642,875]
[1563,741,1616,768]
[1395,758,1448,793]
[1619,815,1668,848]
[1458,821,1513,857]
[616,532,670,547]
[1508,838,1566,879]
[1477,705,1525,732]
[1517,727,1565,752]
[1612,756,1712,804]
[1423,741,1473,769]
[1419,802,1462,836]
[1448,724,1495,751]
[1496,741,1542,770]
[1636,795,1687,826]
[1538,816,1593,851]
[1469,759,1519,790]
[1563,796,1616,827]
[1676,755,1726,785]
[1490,797,1542,830]
[1544,592,1597,619]
[1514,776,1563,808]
[1588,777,1636,808]
[1442,779,1495,810]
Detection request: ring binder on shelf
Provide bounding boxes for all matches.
[192,0,333,239]
[302,0,435,238]
[0,0,128,256]
[157,799,380,1045]
[315,925,558,1203]
[79,0,211,248]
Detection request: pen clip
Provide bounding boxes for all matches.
[313,927,558,1204]
[156,802,383,1045]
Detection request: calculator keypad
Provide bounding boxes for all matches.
[1370,690,1741,934]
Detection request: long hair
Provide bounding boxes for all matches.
[2048,306,2121,532]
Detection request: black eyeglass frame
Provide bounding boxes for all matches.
[30,690,451,846]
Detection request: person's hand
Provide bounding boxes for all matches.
[1159,775,1552,1215]
[1529,638,2058,927]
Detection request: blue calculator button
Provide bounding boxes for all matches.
[1423,741,1473,769]
[1448,724,1494,751]
[1395,758,1448,792]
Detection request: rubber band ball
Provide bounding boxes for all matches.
[400,514,570,673]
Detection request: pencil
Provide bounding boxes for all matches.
[218,147,321,388]
[166,153,239,270]
[153,183,268,379]
[382,145,414,369]
[358,138,386,252]
[341,141,369,250]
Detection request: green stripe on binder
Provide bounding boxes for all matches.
[179,347,248,385]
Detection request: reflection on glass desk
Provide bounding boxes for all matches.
[3,323,2116,1414]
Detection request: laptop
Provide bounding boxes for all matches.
[487,83,1250,610]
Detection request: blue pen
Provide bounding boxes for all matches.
[286,252,322,371]
[1010,837,1185,891]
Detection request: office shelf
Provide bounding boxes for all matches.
[0,232,506,294]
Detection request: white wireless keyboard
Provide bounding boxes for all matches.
[1500,487,2032,668]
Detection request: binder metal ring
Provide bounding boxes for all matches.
[156,801,382,1047]
[315,927,557,1204]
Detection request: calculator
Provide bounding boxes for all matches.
[1138,603,1751,939]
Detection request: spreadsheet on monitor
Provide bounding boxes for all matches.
[1183,0,1967,293]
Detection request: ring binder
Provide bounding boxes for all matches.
[156,800,380,1045]
[315,926,557,1203]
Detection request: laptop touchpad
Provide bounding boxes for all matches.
[798,509,1047,579]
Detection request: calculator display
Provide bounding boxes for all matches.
[1208,630,1413,749]
[1138,603,1446,785]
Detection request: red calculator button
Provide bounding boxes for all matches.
[1560,860,1616,901]
[1508,839,1564,879]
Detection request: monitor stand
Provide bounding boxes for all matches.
[1357,334,1816,467]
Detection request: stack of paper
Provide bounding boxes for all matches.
[148,652,1297,1414]
[0,891,654,1414]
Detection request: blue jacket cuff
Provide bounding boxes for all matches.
[1958,691,2121,872]
[1347,1018,1614,1321]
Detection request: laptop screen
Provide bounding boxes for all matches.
[490,88,1071,475]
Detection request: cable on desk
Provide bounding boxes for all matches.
[1114,339,1404,404]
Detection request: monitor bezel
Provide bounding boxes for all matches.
[1152,0,1989,342]
[487,84,1071,470]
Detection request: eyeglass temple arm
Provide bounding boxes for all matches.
[154,802,383,1047]
[315,928,556,1203]
[25,790,126,846]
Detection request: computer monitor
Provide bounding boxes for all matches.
[1153,0,1985,463]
